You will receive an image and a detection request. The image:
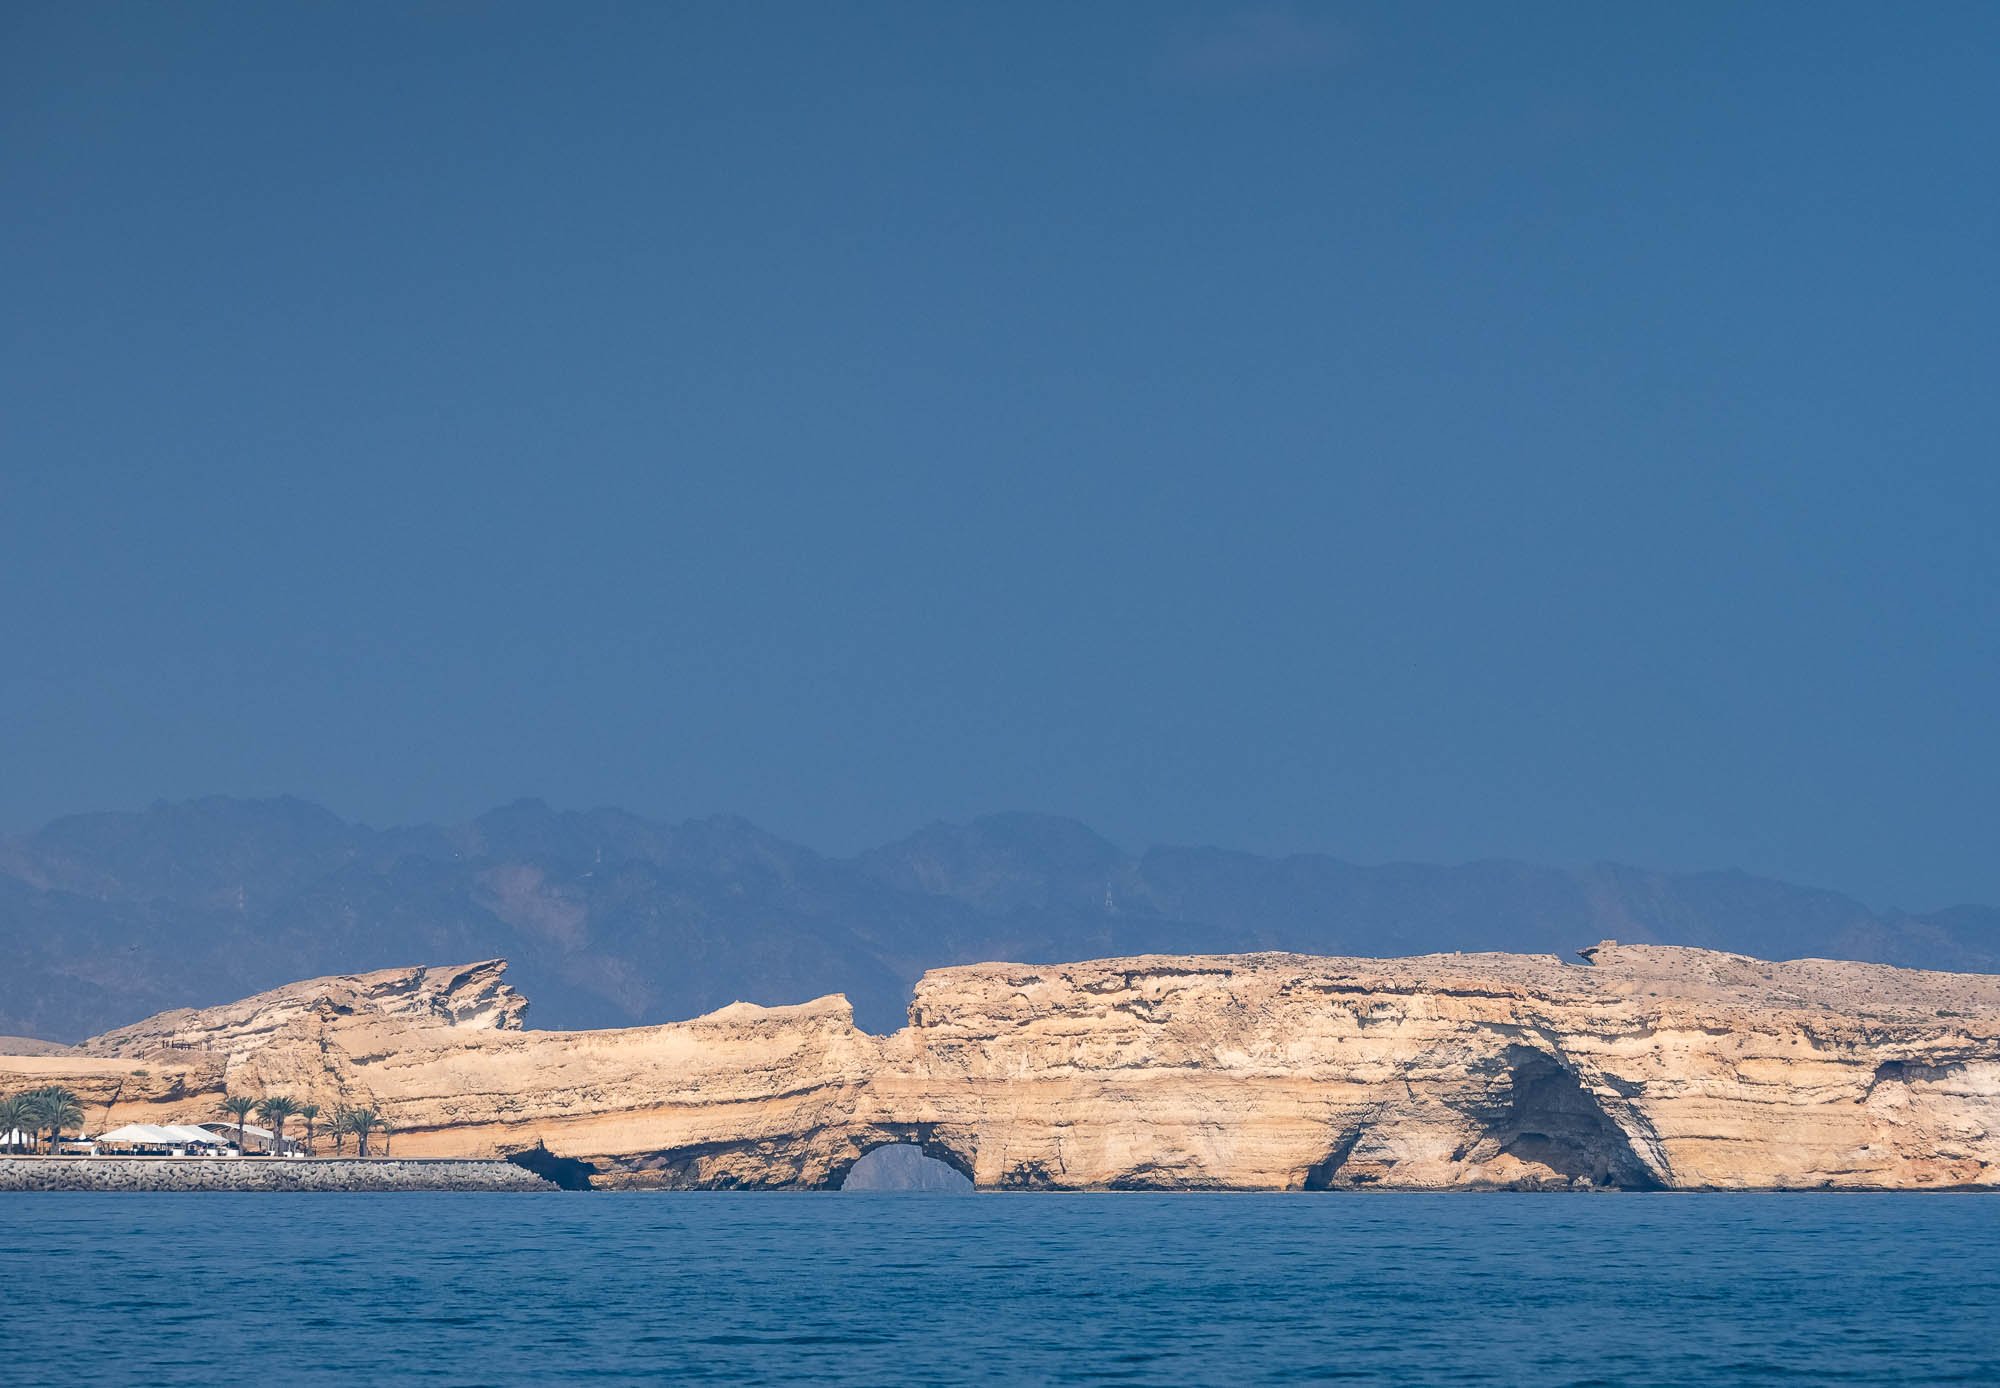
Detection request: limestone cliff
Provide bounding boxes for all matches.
[6,945,1997,1190]
[79,959,526,1059]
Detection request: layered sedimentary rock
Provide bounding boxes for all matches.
[6,945,1997,1190]
[78,959,526,1058]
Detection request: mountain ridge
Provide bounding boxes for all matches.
[3,795,1995,1041]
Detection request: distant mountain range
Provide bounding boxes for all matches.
[3,796,1996,1042]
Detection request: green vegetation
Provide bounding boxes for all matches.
[33,1087,83,1152]
[0,1083,375,1161]
[1,1093,37,1153]
[341,1108,381,1158]
[255,1096,301,1153]
[0,1087,86,1153]
[221,1094,257,1153]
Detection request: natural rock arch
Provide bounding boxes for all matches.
[591,1124,980,1191]
[1299,1045,1664,1190]
[838,1142,975,1191]
[822,1127,977,1192]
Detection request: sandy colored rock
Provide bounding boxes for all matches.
[6,944,1998,1190]
[78,959,525,1059]
[0,1037,79,1057]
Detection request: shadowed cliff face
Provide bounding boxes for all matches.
[504,1145,600,1191]
[14,945,2000,1192]
[1296,1045,1661,1190]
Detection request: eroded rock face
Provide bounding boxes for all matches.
[6,944,1998,1190]
[79,959,526,1059]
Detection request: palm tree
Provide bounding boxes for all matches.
[0,1094,37,1154]
[27,1088,83,1153]
[298,1104,321,1154]
[343,1108,379,1158]
[329,1107,350,1156]
[222,1095,258,1154]
[256,1096,301,1155]
[46,1093,84,1152]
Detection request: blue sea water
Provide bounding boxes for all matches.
[3,1192,1995,1385]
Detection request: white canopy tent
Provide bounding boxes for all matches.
[96,1123,235,1148]
[7,1129,106,1153]
[195,1121,300,1154]
[200,1121,273,1141]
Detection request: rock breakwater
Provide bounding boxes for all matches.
[0,1159,556,1193]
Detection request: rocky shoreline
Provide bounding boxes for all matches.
[0,1157,557,1192]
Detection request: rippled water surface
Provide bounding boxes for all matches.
[4,1193,1996,1384]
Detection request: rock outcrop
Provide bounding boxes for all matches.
[6,945,1998,1190]
[78,959,525,1059]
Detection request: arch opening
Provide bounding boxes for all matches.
[838,1142,975,1192]
[1298,1047,1664,1190]
[1488,1046,1661,1189]
[505,1143,599,1190]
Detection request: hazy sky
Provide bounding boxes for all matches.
[4,3,1995,909]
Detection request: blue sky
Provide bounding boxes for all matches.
[3,3,1995,909]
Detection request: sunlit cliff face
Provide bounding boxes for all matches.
[10,944,2000,1192]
